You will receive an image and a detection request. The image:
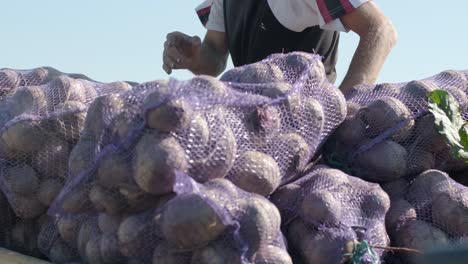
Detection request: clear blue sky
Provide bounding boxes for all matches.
[1,1,467,85]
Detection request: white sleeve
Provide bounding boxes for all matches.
[310,0,370,32]
[205,0,226,32]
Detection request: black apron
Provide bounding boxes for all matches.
[223,0,340,83]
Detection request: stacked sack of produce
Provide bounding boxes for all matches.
[43,52,346,263]
[383,169,468,264]
[323,70,468,183]
[0,67,97,99]
[0,68,133,259]
[40,174,292,263]
[1,53,466,264]
[271,165,390,264]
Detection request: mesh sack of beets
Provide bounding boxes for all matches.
[381,169,468,264]
[35,214,82,263]
[48,51,346,222]
[323,70,468,183]
[0,67,102,99]
[270,165,390,264]
[41,172,292,264]
[1,191,53,261]
[0,72,133,220]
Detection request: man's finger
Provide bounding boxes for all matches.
[166,33,183,49]
[166,31,183,40]
[169,32,191,46]
[171,57,187,70]
[164,53,187,71]
[162,63,172,75]
[165,46,180,58]
[163,56,176,68]
[191,36,202,48]
[165,48,187,66]
[164,39,171,50]
[163,53,177,70]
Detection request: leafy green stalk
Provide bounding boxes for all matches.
[427,90,468,163]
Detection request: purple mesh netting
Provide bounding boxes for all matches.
[41,172,292,263]
[49,52,345,216]
[323,70,468,183]
[36,215,80,263]
[0,202,50,261]
[270,165,390,264]
[44,52,344,263]
[0,69,133,264]
[0,72,132,220]
[0,67,101,100]
[2,57,465,263]
[383,169,468,264]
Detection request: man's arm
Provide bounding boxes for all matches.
[338,1,398,94]
[190,30,229,76]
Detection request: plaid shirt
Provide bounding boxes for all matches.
[195,0,368,32]
[316,0,362,23]
[196,0,213,27]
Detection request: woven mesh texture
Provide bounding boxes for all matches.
[382,169,468,264]
[1,57,465,263]
[41,173,292,263]
[323,70,468,183]
[49,52,345,218]
[0,67,98,100]
[0,197,49,261]
[36,215,80,263]
[271,165,390,264]
[0,71,132,219]
[43,52,345,263]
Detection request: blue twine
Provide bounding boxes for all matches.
[343,240,380,264]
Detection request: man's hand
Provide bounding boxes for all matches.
[339,1,398,95]
[162,30,229,77]
[163,32,202,74]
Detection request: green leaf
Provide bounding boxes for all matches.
[428,90,468,163]
[460,123,468,148]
